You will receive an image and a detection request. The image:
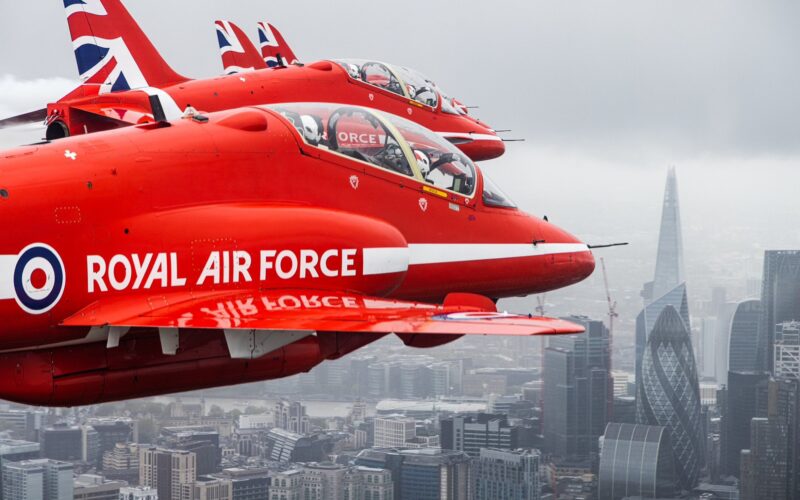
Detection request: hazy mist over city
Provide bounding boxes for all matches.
[0,1,798,499]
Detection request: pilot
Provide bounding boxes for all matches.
[413,149,431,179]
[182,103,198,118]
[345,63,361,80]
[300,114,325,146]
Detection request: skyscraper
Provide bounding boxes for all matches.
[138,447,196,500]
[775,321,800,380]
[636,306,704,490]
[758,250,800,373]
[635,283,690,379]
[728,299,763,374]
[722,371,768,477]
[543,317,611,458]
[652,167,685,300]
[635,168,690,380]
[740,418,790,500]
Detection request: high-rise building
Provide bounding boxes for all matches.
[0,411,43,442]
[102,443,139,483]
[598,423,677,500]
[740,418,789,500]
[635,169,690,380]
[440,414,518,457]
[160,426,221,475]
[87,418,136,468]
[274,401,310,435]
[636,305,704,490]
[635,283,690,380]
[728,299,763,375]
[80,426,99,465]
[754,377,800,500]
[758,250,800,373]
[373,416,416,448]
[0,439,41,497]
[356,448,471,500]
[473,448,540,500]
[722,371,769,477]
[139,446,196,500]
[775,321,800,380]
[39,425,82,462]
[543,317,611,458]
[2,459,73,500]
[651,167,685,300]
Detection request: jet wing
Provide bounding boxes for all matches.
[62,289,583,337]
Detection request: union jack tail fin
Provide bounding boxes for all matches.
[64,0,186,94]
[257,21,300,67]
[215,20,267,74]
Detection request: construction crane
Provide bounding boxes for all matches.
[600,257,618,341]
[535,294,547,363]
[600,257,618,419]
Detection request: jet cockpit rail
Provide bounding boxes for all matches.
[267,103,479,197]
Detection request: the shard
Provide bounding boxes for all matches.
[652,167,685,299]
[636,168,690,378]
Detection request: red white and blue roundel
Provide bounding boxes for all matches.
[1,244,66,315]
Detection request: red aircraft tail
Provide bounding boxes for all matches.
[215,20,268,74]
[64,0,187,93]
[257,21,300,67]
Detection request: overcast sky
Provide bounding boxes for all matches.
[1,1,798,311]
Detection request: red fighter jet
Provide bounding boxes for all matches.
[0,101,595,407]
[0,0,505,162]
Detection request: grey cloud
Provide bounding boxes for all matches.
[1,1,799,156]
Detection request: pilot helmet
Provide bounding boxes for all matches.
[300,115,323,145]
[346,63,360,79]
[413,149,431,175]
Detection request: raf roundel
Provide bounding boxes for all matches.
[12,243,66,315]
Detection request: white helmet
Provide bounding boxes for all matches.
[413,149,431,175]
[300,114,322,145]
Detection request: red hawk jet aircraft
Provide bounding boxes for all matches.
[0,0,505,161]
[0,102,594,407]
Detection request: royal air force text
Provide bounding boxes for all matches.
[86,249,358,293]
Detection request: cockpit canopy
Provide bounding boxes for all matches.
[333,59,468,115]
[268,102,478,196]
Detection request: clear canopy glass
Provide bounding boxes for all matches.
[266,102,480,197]
[334,59,463,111]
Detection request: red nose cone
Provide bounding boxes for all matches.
[538,219,595,286]
[457,138,506,162]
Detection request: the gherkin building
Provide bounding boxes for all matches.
[636,305,704,491]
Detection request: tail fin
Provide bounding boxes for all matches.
[257,21,300,67]
[64,0,186,93]
[215,20,267,74]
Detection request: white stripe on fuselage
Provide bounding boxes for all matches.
[407,243,589,265]
[361,243,588,275]
[0,255,15,300]
[437,132,503,142]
